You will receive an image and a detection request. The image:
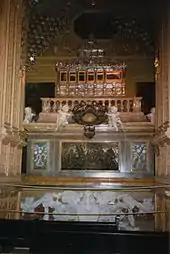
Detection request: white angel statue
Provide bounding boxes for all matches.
[23,107,36,124]
[56,104,72,130]
[147,107,155,124]
[106,106,123,131]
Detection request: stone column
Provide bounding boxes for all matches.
[153,0,170,231]
[0,0,27,181]
[155,192,166,232]
[153,0,170,179]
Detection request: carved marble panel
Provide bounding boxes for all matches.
[32,141,49,170]
[21,190,154,231]
[131,142,147,171]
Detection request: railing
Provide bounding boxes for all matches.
[40,97,142,113]
[0,184,168,232]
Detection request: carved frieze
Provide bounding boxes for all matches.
[21,190,154,231]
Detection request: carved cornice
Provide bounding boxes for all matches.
[0,123,27,148]
[22,175,154,187]
[24,122,154,135]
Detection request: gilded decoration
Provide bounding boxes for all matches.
[56,62,126,97]
[72,99,108,138]
[72,101,107,125]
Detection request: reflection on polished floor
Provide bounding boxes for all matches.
[0,184,169,254]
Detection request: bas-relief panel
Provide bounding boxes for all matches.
[31,141,49,171]
[131,142,147,171]
[61,142,119,171]
[21,190,154,231]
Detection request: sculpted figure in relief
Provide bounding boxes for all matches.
[106,106,123,131]
[23,107,36,124]
[56,104,72,130]
[21,191,153,230]
[147,107,155,124]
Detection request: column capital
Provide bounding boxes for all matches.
[153,122,170,146]
[0,123,27,148]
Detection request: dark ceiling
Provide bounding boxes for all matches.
[74,12,115,39]
[30,0,161,18]
[76,0,158,10]
[74,12,156,41]
[26,0,162,61]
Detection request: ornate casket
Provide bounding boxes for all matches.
[55,61,126,97]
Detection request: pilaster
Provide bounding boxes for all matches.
[0,0,27,180]
[155,189,170,232]
[155,192,166,232]
[164,190,170,231]
[153,0,170,231]
[153,0,170,178]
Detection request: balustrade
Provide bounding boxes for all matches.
[41,97,142,113]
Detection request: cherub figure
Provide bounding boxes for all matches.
[56,104,72,130]
[147,107,155,124]
[106,106,123,131]
[23,107,36,124]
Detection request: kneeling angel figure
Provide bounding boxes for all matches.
[23,107,36,124]
[106,106,123,131]
[146,107,155,124]
[56,104,72,130]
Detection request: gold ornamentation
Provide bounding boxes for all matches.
[72,101,107,126]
